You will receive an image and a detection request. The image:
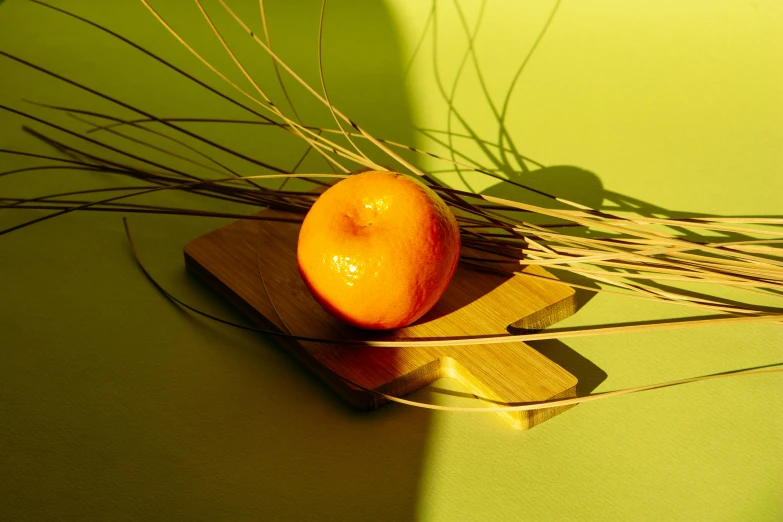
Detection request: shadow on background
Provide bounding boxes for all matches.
[0,0,430,521]
[527,339,607,397]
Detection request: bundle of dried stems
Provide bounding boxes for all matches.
[1,0,781,413]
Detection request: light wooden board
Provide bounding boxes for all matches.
[184,210,579,430]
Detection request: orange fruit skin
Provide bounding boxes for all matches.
[297,171,461,330]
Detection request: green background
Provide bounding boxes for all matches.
[1,1,781,520]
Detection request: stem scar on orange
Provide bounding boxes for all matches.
[297,171,461,330]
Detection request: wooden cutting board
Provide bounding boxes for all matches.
[184,210,579,430]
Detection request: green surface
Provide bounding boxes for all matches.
[1,1,781,520]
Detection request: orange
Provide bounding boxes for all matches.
[297,171,461,330]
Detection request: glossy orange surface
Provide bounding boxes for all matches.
[297,172,461,329]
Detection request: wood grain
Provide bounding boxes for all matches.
[184,210,579,430]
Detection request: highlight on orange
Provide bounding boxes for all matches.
[297,171,461,330]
